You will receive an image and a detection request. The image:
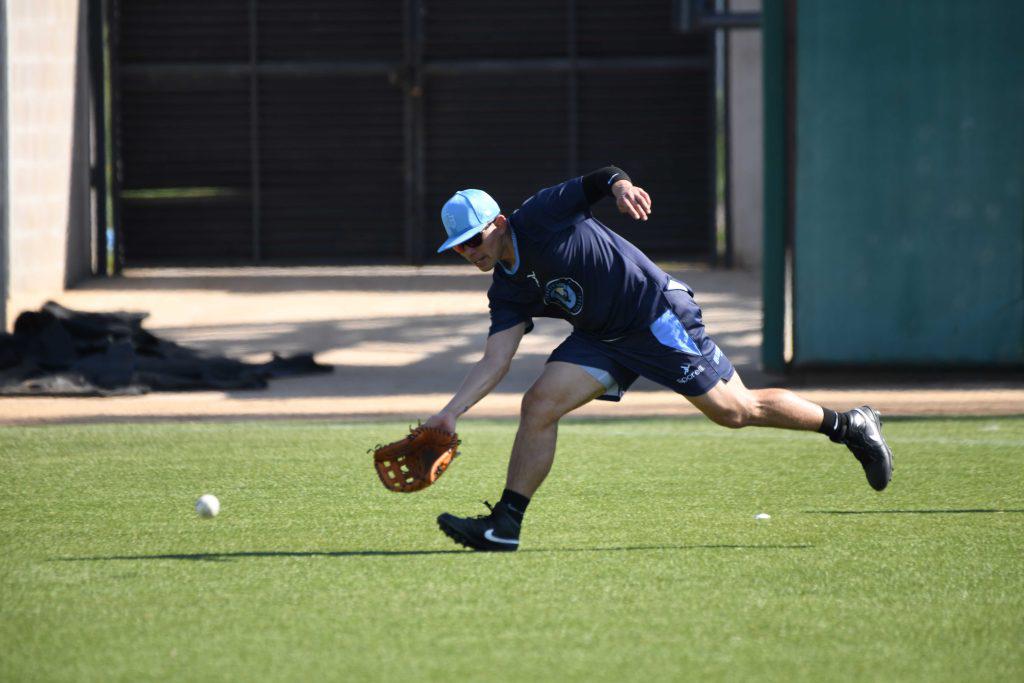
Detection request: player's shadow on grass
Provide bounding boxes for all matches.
[55,544,813,563]
[805,508,1024,515]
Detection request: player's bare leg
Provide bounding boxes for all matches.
[688,371,893,490]
[687,371,823,431]
[437,362,605,551]
[506,361,607,497]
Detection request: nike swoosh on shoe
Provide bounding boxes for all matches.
[483,529,519,545]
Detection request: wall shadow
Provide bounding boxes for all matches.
[107,266,765,398]
[145,303,768,399]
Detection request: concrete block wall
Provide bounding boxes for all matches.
[3,0,92,330]
[727,0,763,271]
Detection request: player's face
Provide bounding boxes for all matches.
[453,222,501,271]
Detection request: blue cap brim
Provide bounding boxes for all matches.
[437,221,489,253]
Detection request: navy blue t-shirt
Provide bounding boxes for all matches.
[487,176,671,340]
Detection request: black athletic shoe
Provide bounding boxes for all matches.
[437,501,521,552]
[842,406,893,491]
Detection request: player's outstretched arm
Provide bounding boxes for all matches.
[423,322,527,433]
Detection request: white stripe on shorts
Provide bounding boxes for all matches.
[579,365,622,399]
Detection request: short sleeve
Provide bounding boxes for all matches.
[488,306,535,337]
[487,278,541,336]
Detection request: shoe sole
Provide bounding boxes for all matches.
[436,514,518,552]
[868,409,894,491]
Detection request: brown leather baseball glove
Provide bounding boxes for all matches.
[372,426,459,492]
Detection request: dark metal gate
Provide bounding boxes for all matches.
[111,0,713,265]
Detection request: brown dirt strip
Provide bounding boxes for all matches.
[2,388,1022,426]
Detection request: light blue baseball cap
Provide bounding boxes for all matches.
[437,189,500,252]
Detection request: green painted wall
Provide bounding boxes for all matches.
[793,0,1024,365]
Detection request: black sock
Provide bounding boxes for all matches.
[818,408,849,443]
[499,488,530,523]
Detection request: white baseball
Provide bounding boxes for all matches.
[754,512,771,520]
[195,494,220,518]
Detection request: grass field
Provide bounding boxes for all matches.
[1,417,1022,682]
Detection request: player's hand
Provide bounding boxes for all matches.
[423,411,457,434]
[614,183,652,221]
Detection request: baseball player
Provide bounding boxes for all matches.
[425,166,893,551]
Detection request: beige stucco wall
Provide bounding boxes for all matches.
[728,0,763,270]
[3,0,92,329]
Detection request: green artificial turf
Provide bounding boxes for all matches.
[1,417,1022,682]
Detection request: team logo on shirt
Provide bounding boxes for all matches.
[526,271,540,287]
[544,277,584,315]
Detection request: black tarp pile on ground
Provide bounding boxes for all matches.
[0,302,332,396]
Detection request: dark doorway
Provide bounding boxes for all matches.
[110,1,714,265]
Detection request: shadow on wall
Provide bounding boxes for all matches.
[51,265,767,399]
[184,308,762,399]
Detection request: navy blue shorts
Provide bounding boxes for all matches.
[547,281,735,399]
